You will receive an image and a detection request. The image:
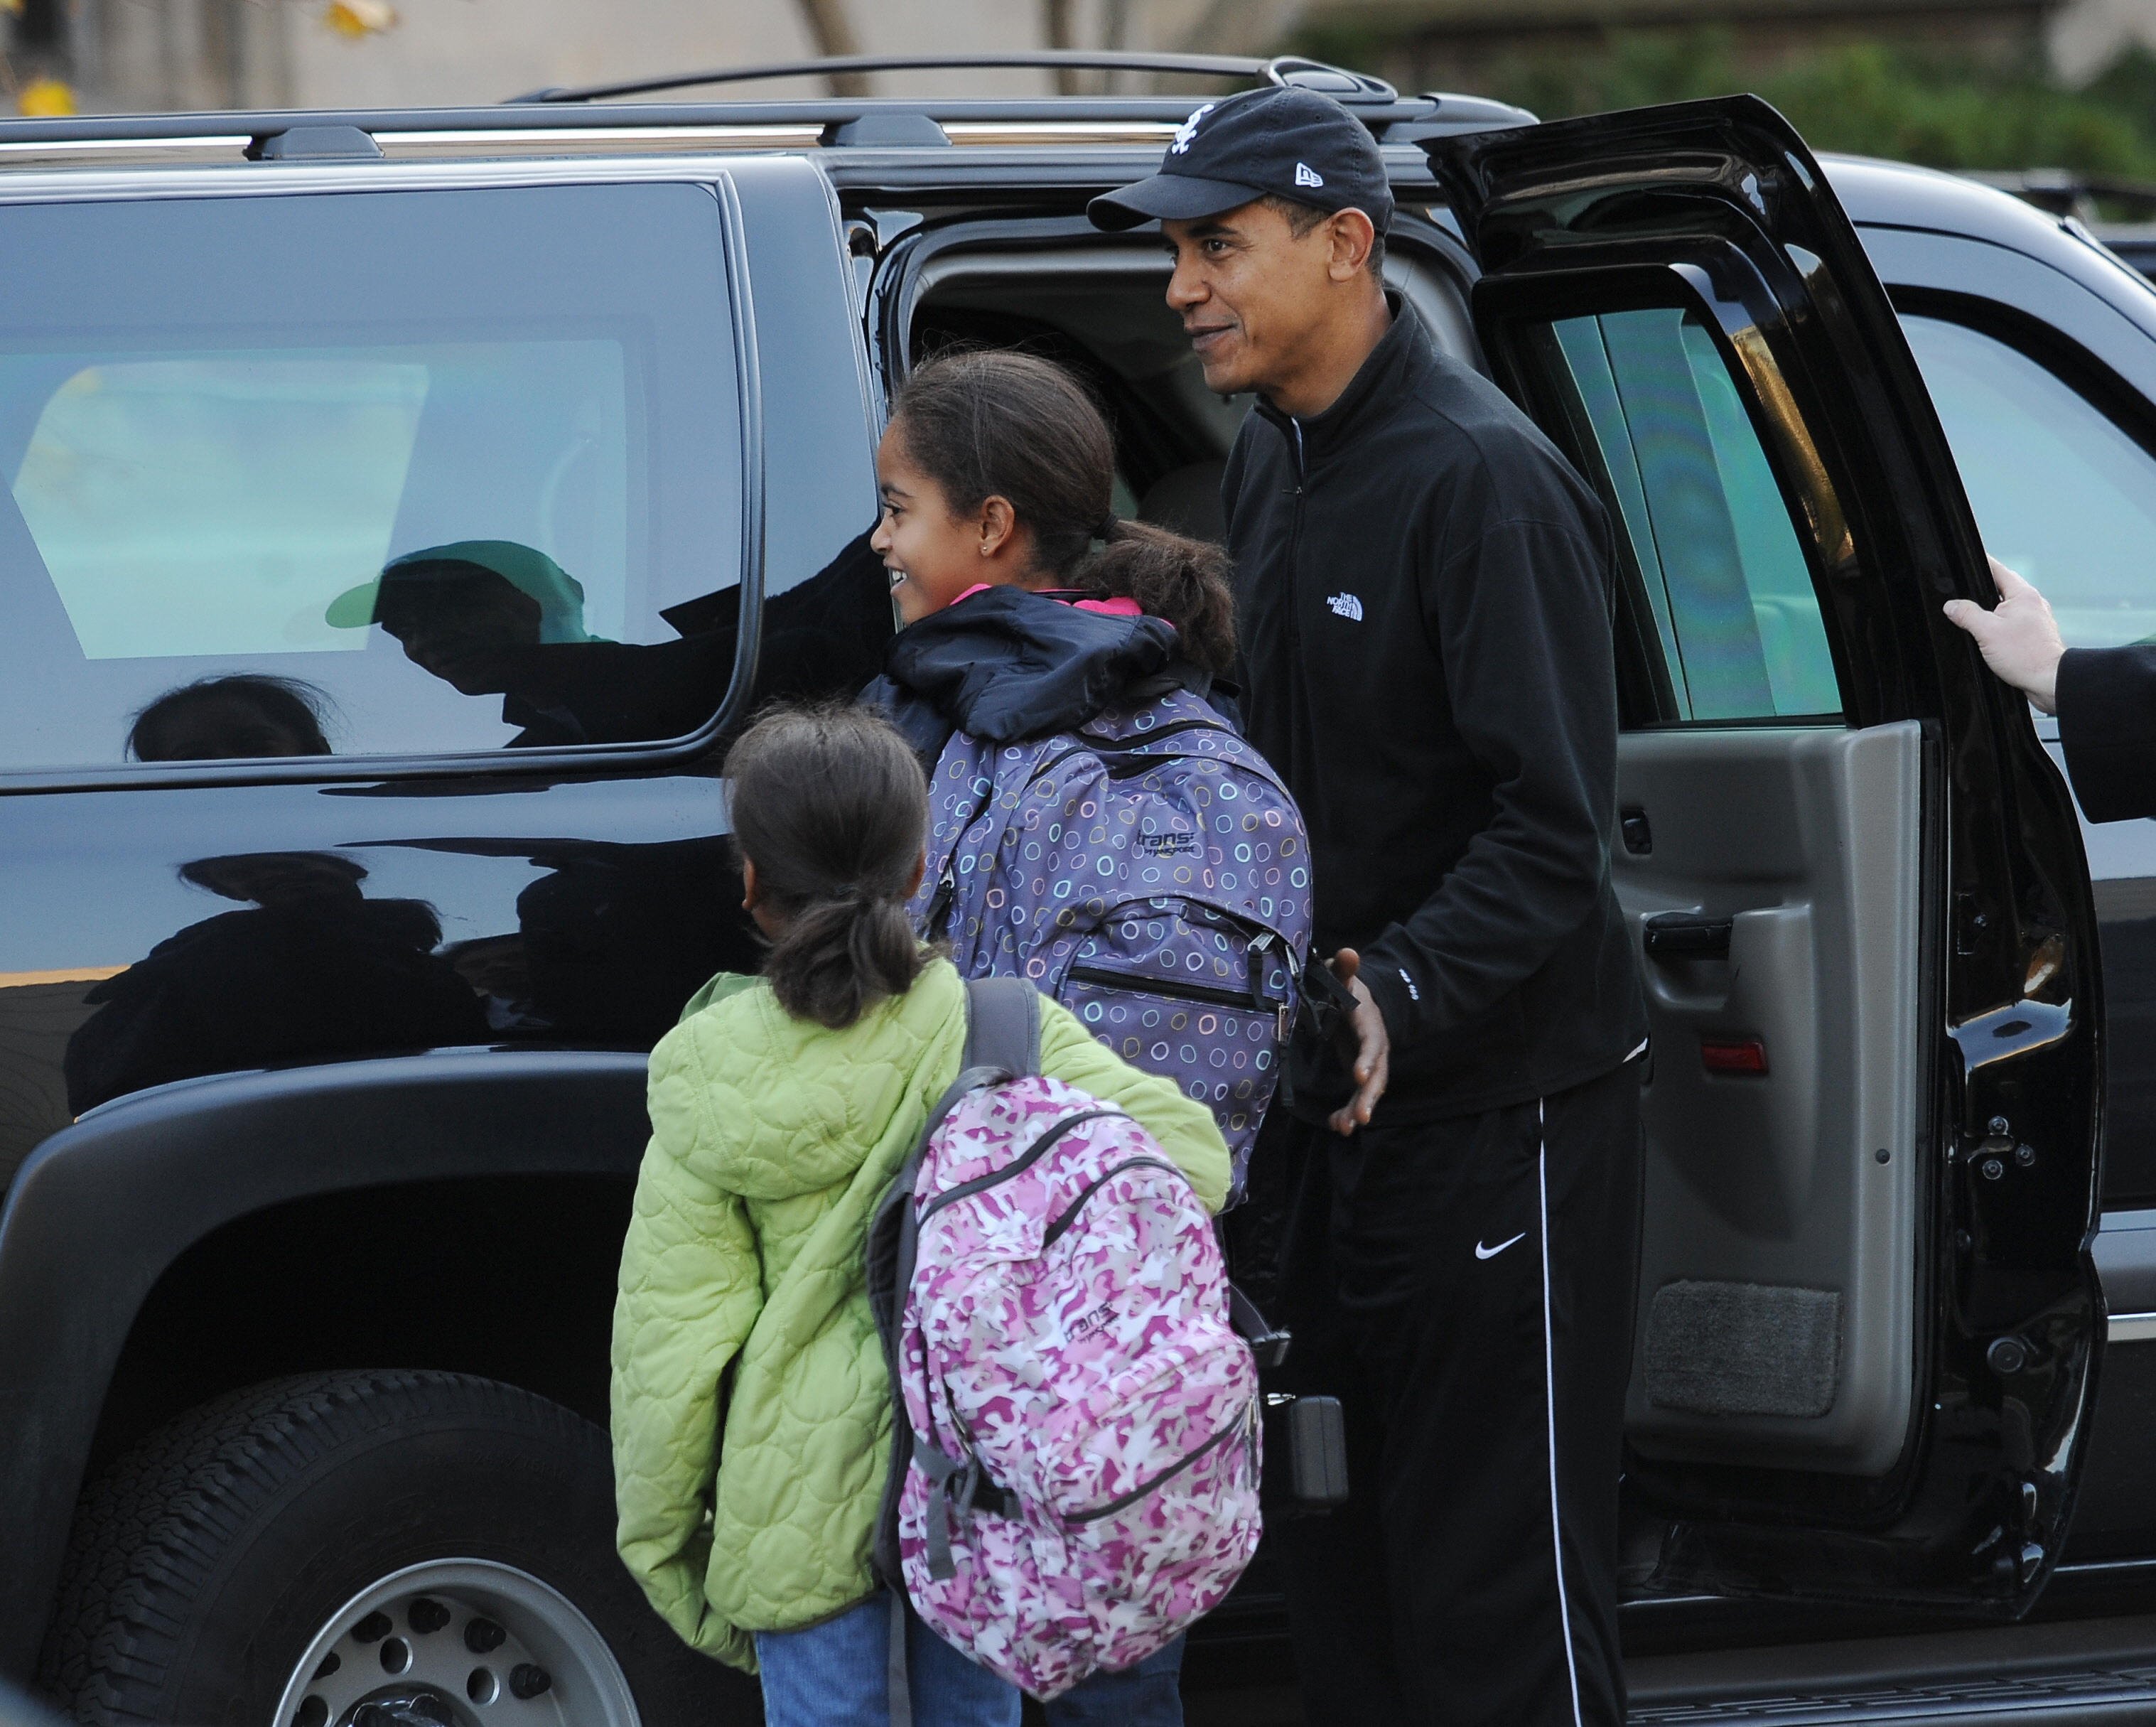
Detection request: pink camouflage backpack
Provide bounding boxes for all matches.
[865,977,1263,1704]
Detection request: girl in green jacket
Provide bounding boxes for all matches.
[610,703,1231,1727]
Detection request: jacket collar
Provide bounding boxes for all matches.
[869,584,1182,749]
[1255,293,1428,471]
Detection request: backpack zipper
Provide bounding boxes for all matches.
[1064,964,1266,1014]
[916,1107,1126,1227]
[1041,1154,1182,1248]
[1073,716,1236,751]
[1064,1406,1252,1524]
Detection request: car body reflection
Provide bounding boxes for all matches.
[64,851,489,1114]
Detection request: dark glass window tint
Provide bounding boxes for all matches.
[1546,307,1840,723]
[0,183,742,770]
[1904,313,2156,652]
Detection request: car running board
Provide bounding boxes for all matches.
[1630,1664,2156,1723]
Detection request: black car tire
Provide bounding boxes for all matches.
[37,1368,760,1726]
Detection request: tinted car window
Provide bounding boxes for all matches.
[0,183,743,773]
[1903,312,2156,650]
[1545,306,1841,723]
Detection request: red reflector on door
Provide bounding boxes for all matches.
[1700,1038,1768,1075]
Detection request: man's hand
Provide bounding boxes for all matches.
[1325,947,1390,1136]
[1943,559,2066,715]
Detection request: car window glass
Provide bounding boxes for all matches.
[1546,306,1841,722]
[0,183,743,774]
[1902,313,2156,650]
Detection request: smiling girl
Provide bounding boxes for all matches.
[869,348,1235,672]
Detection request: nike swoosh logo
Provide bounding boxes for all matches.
[1475,1232,1526,1261]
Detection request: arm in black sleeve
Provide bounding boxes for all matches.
[2059,645,2156,824]
[1357,515,1621,1045]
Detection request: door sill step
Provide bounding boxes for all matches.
[1631,1666,2156,1723]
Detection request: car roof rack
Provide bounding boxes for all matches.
[1962,166,2156,222]
[508,51,1396,107]
[0,61,1531,155]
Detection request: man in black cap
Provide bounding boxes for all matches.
[1093,87,1647,1726]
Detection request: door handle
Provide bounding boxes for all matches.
[1643,913,1733,959]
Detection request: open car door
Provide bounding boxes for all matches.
[1426,97,2102,1613]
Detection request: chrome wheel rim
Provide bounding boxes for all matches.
[270,1559,638,1727]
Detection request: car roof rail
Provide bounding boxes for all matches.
[243,123,382,161]
[510,50,1398,107]
[819,111,952,149]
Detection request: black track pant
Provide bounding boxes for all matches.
[1266,1059,1643,1726]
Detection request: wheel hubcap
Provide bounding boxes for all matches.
[271,1559,638,1727]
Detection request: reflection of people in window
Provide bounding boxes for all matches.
[322,532,898,750]
[63,850,490,1115]
[325,539,608,746]
[128,674,333,762]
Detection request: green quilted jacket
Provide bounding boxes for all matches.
[610,957,1231,1669]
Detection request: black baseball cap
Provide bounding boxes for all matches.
[1087,85,1394,235]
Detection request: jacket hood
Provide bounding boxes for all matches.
[646,959,965,1204]
[874,585,1180,746]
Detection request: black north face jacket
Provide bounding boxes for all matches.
[1223,303,1646,1121]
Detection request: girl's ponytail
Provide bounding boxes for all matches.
[724,702,929,1030]
[1072,516,1237,681]
[889,350,1238,679]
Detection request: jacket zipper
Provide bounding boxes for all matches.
[1064,963,1266,1014]
[1287,418,1306,671]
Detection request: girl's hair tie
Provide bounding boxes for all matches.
[1094,512,1120,541]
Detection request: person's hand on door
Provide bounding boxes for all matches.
[1944,559,2066,715]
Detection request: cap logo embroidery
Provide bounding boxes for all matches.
[1170,103,1217,154]
[1294,161,1325,188]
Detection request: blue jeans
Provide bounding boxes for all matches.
[754,1591,1021,1727]
[1042,1635,1185,1726]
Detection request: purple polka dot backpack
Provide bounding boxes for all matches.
[866,978,1263,1704]
[912,685,1313,1203]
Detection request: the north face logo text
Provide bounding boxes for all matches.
[1327,593,1364,621]
[1294,162,1325,188]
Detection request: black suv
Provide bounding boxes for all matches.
[5,50,2156,1726]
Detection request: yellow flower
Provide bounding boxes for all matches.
[17,77,76,117]
[323,0,397,38]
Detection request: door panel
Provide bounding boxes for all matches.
[1618,723,1922,1473]
[1428,96,2101,1610]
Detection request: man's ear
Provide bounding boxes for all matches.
[1325,208,1378,282]
[976,495,1020,560]
[740,856,761,913]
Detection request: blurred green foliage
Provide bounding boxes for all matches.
[1294,24,2156,181]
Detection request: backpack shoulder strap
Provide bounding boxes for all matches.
[961,975,1041,1078]
[866,972,1038,1593]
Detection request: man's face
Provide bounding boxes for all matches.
[1163,201,1340,398]
[376,569,543,695]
